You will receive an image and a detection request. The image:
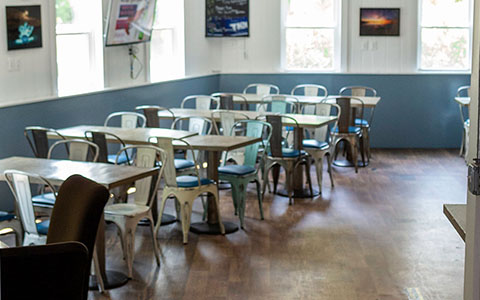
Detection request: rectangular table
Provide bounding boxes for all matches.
[0,156,158,290]
[55,125,197,144]
[214,92,381,107]
[159,108,338,198]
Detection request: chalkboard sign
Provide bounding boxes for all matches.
[206,0,249,37]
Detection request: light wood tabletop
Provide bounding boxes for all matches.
[214,93,381,107]
[444,204,466,242]
[54,125,197,144]
[0,156,158,190]
[173,135,262,152]
[455,97,470,106]
[158,108,338,129]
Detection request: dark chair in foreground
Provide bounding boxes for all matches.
[47,175,110,292]
[0,241,89,300]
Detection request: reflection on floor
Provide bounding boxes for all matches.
[2,149,468,299]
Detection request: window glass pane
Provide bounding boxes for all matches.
[286,0,334,27]
[286,28,334,70]
[150,29,181,81]
[56,34,93,95]
[421,28,470,70]
[421,0,470,27]
[154,0,176,28]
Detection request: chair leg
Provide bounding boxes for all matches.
[237,183,247,229]
[460,129,465,156]
[304,160,313,197]
[147,211,160,267]
[92,247,106,293]
[212,190,225,235]
[285,168,293,205]
[351,140,358,173]
[314,155,324,194]
[327,153,334,188]
[116,218,137,279]
[359,136,366,167]
[201,195,208,220]
[262,163,271,198]
[254,178,264,220]
[272,165,280,194]
[230,184,239,216]
[180,201,193,244]
[154,193,169,242]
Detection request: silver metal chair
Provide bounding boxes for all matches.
[456,85,470,157]
[291,84,328,98]
[243,83,280,95]
[181,95,220,110]
[104,111,147,128]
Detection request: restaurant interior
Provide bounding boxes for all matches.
[0,0,476,299]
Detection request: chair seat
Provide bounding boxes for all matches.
[104,203,149,217]
[269,148,305,158]
[32,193,56,207]
[302,140,329,149]
[108,152,130,164]
[36,220,50,235]
[176,176,214,188]
[218,165,256,176]
[174,159,195,170]
[335,127,362,134]
[355,118,369,126]
[0,211,15,222]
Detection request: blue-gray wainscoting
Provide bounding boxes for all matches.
[219,73,470,149]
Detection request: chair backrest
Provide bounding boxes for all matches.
[302,100,341,142]
[243,83,280,95]
[211,93,249,110]
[0,241,90,300]
[211,110,250,136]
[336,97,364,134]
[48,139,100,162]
[4,171,56,237]
[104,112,147,128]
[114,145,166,206]
[228,120,272,167]
[181,95,220,110]
[171,116,213,135]
[457,85,471,97]
[135,105,174,128]
[339,86,377,97]
[85,131,128,163]
[291,84,328,98]
[258,95,298,114]
[24,126,66,158]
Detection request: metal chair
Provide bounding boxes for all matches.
[301,100,341,194]
[260,115,313,205]
[212,110,250,165]
[0,242,90,300]
[332,97,365,173]
[31,139,100,210]
[291,84,328,98]
[135,105,175,128]
[243,83,280,95]
[104,111,147,128]
[456,85,470,157]
[218,120,272,228]
[84,130,130,164]
[24,126,66,158]
[257,95,298,114]
[4,170,56,246]
[153,138,225,244]
[339,86,377,160]
[181,95,220,110]
[104,146,164,278]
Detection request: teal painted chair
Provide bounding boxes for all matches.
[218,120,272,229]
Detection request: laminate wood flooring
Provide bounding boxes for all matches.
[2,149,467,299]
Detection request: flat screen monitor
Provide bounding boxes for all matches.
[105,0,156,46]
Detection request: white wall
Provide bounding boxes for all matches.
[0,1,56,104]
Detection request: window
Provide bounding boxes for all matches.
[55,0,103,96]
[149,0,185,82]
[419,0,472,71]
[284,0,340,71]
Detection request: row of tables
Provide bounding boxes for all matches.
[0,93,382,290]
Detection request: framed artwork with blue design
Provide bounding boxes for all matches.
[6,5,43,50]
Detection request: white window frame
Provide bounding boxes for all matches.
[417,0,473,72]
[281,0,342,72]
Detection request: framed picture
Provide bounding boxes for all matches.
[206,0,249,37]
[360,8,400,36]
[6,5,43,50]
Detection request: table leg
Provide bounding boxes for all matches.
[89,213,129,290]
[190,150,239,234]
[277,127,319,198]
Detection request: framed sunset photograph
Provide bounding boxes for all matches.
[360,8,400,36]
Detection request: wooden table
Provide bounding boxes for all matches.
[455,97,470,106]
[444,204,466,242]
[214,92,381,107]
[0,156,159,290]
[55,125,197,143]
[159,108,338,198]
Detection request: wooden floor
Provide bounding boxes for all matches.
[5,149,468,299]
